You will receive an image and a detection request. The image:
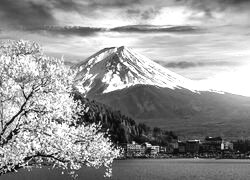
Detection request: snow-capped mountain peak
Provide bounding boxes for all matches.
[75,46,202,95]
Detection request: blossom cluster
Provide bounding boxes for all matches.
[0,40,120,178]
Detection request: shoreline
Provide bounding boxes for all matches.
[118,154,250,160]
[117,157,250,161]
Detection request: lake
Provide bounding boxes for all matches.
[3,159,250,180]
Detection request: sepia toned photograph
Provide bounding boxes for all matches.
[1,0,250,179]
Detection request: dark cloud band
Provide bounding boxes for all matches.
[24,25,201,37]
[89,0,142,7]
[26,26,105,37]
[111,25,200,33]
[159,61,240,69]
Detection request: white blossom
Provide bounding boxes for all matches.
[0,40,121,178]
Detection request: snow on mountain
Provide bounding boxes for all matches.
[74,46,207,95]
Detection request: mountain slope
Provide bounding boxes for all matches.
[91,85,250,139]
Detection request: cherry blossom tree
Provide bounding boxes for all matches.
[0,40,120,178]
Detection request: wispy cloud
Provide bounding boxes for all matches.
[111,25,201,33]
[174,0,250,25]
[158,60,241,69]
[88,0,142,7]
[174,0,250,13]
[26,26,105,37]
[126,8,160,21]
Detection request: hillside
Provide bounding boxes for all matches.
[74,92,177,145]
[90,85,250,139]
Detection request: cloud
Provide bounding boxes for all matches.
[158,61,240,69]
[88,0,142,7]
[111,25,201,33]
[26,26,105,37]
[23,25,202,37]
[50,0,79,11]
[126,8,160,21]
[1,0,249,30]
[0,0,150,29]
[0,0,56,27]
[0,0,86,28]
[175,0,250,17]
[176,0,250,10]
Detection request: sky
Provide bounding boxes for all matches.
[1,0,250,96]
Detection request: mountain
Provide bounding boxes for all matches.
[74,46,250,139]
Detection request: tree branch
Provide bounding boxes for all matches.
[0,152,68,176]
[0,90,33,143]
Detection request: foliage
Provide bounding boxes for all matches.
[74,93,138,144]
[0,40,120,178]
[74,93,178,146]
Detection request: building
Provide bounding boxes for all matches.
[150,145,160,155]
[221,141,234,151]
[122,141,146,157]
[186,140,200,153]
[169,140,179,153]
[142,142,160,155]
[143,142,152,149]
[178,141,186,153]
[160,146,167,153]
[202,136,223,153]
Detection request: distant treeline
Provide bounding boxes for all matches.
[74,92,177,145]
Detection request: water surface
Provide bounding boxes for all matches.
[3,159,250,180]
